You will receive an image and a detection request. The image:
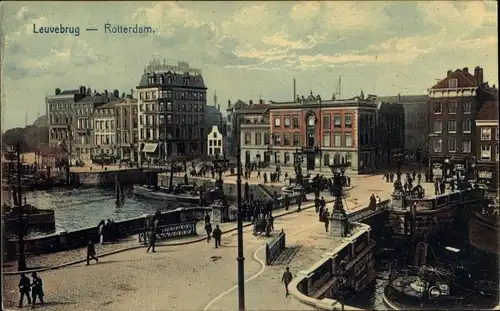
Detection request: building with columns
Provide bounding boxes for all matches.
[136,60,207,164]
[115,95,139,161]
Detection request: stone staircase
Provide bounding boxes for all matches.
[251,184,274,201]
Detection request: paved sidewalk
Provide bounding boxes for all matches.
[204,209,344,311]
[2,198,321,275]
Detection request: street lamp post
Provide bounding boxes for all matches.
[331,260,348,311]
[328,161,351,236]
[212,152,229,190]
[393,152,405,192]
[236,145,245,311]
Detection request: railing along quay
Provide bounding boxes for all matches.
[265,229,286,265]
[138,220,198,244]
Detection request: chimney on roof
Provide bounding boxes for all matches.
[474,66,484,85]
[398,93,401,101]
[228,100,232,109]
[79,86,86,95]
[249,100,253,106]
[447,70,453,77]
[293,78,296,102]
[104,90,108,98]
[130,89,134,98]
[87,87,91,96]
[259,99,264,105]
[463,67,469,74]
[113,89,119,98]
[55,88,61,95]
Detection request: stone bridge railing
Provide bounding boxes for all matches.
[331,199,391,223]
[288,222,374,311]
[3,207,209,258]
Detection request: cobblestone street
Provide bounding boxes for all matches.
[2,173,437,310]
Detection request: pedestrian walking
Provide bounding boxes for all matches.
[205,222,213,243]
[31,272,44,306]
[86,240,99,265]
[297,196,302,213]
[146,229,156,253]
[281,267,293,297]
[18,273,31,307]
[213,224,222,248]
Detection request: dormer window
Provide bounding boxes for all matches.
[448,79,458,88]
[167,75,172,84]
[159,76,164,84]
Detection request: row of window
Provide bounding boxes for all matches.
[433,119,472,134]
[139,128,206,141]
[49,101,72,111]
[433,101,472,114]
[273,114,354,129]
[139,114,205,126]
[480,127,499,140]
[95,120,115,131]
[95,109,114,116]
[480,145,500,161]
[242,132,355,148]
[95,134,115,146]
[272,152,353,165]
[208,139,222,147]
[432,138,472,153]
[139,90,206,102]
[139,102,205,113]
[116,107,137,117]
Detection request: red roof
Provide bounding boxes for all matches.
[476,100,499,121]
[431,69,478,89]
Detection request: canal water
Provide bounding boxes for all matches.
[341,210,499,310]
[24,187,184,237]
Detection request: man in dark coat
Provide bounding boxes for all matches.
[86,240,99,265]
[213,225,222,248]
[297,195,302,213]
[281,267,293,297]
[205,222,213,243]
[18,273,31,307]
[147,229,156,253]
[31,272,44,305]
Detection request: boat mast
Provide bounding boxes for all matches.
[16,142,27,271]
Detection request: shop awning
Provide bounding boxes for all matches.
[142,143,158,153]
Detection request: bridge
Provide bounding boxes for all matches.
[331,199,391,223]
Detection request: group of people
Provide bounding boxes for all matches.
[315,195,331,232]
[18,272,44,308]
[203,212,223,248]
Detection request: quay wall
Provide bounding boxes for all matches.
[289,222,376,311]
[71,168,147,186]
[3,207,209,259]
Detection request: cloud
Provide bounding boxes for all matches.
[0,1,497,131]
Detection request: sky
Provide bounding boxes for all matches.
[1,1,498,131]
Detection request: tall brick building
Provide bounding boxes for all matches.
[266,91,378,174]
[427,66,493,179]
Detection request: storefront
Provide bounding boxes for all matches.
[477,164,498,192]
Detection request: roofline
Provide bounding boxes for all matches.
[136,85,207,90]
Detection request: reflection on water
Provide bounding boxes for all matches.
[23,187,185,237]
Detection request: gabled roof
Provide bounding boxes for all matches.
[431,69,478,89]
[476,100,499,122]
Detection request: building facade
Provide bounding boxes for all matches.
[267,91,378,174]
[136,60,207,163]
[374,100,405,168]
[115,96,139,161]
[94,101,117,156]
[475,100,499,190]
[428,66,490,179]
[207,125,224,156]
[377,95,428,163]
[46,87,86,156]
[238,101,270,166]
[74,89,117,160]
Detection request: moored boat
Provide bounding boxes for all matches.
[2,205,56,232]
[133,184,200,203]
